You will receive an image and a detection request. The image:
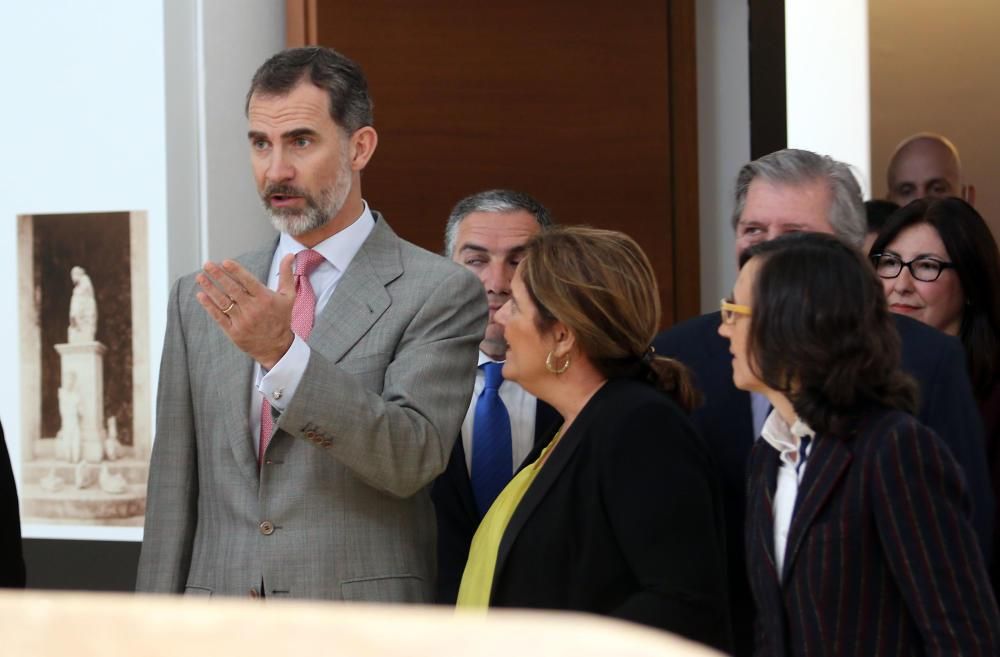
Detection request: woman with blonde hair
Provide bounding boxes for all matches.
[457,226,732,653]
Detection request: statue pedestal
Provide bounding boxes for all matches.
[54,341,106,463]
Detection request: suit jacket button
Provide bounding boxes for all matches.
[259,520,275,535]
[306,431,316,439]
[320,440,332,448]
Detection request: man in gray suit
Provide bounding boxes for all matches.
[136,47,487,602]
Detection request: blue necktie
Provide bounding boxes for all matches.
[471,362,513,517]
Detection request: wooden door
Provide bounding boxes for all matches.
[288,0,699,325]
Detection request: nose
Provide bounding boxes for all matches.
[483,261,512,296]
[265,146,295,183]
[718,317,731,339]
[494,299,512,326]
[892,266,916,294]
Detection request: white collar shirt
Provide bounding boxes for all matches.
[760,409,815,576]
[250,203,376,456]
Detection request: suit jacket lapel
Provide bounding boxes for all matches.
[308,215,398,363]
[452,437,480,521]
[532,399,561,448]
[755,448,780,574]
[781,434,852,582]
[219,241,276,485]
[493,386,609,587]
[748,444,785,629]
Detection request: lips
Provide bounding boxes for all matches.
[269,194,304,208]
[263,183,308,208]
[889,303,921,313]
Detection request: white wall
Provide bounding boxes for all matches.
[869,0,1000,235]
[0,0,169,541]
[696,0,751,311]
[0,0,284,541]
[785,0,871,196]
[166,0,285,280]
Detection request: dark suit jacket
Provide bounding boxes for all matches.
[488,378,733,653]
[653,311,992,657]
[0,421,25,588]
[747,410,1000,657]
[431,398,559,604]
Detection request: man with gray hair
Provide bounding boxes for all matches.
[431,189,560,603]
[654,148,991,657]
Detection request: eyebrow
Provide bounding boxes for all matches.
[247,128,319,141]
[882,249,947,260]
[457,243,527,257]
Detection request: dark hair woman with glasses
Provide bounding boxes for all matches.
[870,197,1000,590]
[870,198,1000,394]
[720,232,999,656]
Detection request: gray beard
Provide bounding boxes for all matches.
[262,154,353,237]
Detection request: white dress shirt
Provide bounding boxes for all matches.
[249,203,376,456]
[759,409,815,575]
[460,351,538,474]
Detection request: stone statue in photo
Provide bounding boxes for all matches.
[68,266,98,343]
[104,416,123,461]
[74,461,92,490]
[57,373,83,463]
[99,464,127,495]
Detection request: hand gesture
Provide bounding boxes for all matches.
[195,255,296,369]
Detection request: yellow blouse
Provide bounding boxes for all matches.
[456,433,561,608]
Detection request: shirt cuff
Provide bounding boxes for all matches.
[257,335,311,412]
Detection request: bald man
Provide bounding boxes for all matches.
[886,133,974,206]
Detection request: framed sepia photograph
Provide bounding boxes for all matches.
[17,211,150,529]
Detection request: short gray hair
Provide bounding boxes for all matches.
[732,148,866,248]
[246,47,373,135]
[444,189,554,257]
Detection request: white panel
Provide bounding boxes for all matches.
[785,0,871,197]
[696,0,751,310]
[200,0,286,264]
[0,0,168,541]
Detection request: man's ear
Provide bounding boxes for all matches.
[349,126,378,171]
[962,183,976,207]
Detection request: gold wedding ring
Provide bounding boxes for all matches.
[221,299,236,315]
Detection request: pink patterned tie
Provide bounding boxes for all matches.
[259,249,326,465]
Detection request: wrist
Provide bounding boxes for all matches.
[260,332,295,370]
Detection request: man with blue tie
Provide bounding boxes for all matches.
[432,190,561,603]
[653,148,992,657]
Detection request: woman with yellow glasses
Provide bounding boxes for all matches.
[720,232,999,656]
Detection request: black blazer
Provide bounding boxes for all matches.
[0,420,25,587]
[747,410,1000,657]
[431,398,560,604]
[489,379,733,654]
[653,311,992,657]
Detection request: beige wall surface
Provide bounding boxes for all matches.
[869,0,1000,235]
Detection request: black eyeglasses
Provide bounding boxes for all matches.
[871,253,956,282]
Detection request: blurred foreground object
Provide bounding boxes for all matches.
[0,591,724,657]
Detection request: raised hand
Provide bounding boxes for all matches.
[195,254,296,369]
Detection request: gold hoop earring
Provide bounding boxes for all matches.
[545,351,570,375]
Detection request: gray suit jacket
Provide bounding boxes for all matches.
[136,215,487,602]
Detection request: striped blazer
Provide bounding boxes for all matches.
[746,409,1000,657]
